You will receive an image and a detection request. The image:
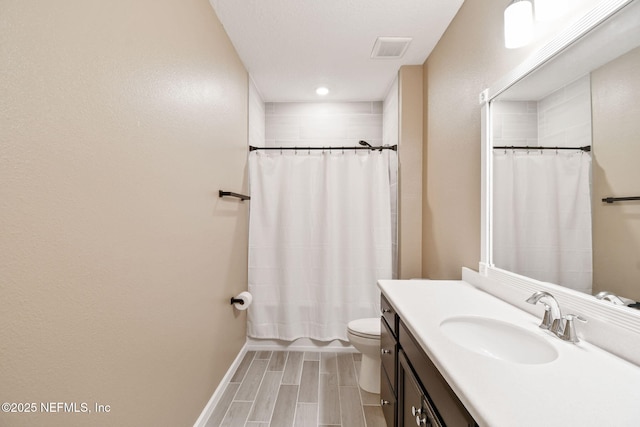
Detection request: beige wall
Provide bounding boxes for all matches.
[591,46,640,301]
[0,1,248,426]
[398,66,424,279]
[421,1,554,279]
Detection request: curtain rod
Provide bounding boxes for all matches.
[493,145,591,152]
[249,145,398,152]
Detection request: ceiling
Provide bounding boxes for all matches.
[209,0,465,102]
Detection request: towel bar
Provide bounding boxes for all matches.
[219,190,250,201]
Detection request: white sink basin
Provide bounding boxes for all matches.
[440,316,558,364]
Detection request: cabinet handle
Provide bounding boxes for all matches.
[381,348,391,355]
[416,414,429,426]
[380,399,390,406]
[411,406,422,416]
[381,308,391,314]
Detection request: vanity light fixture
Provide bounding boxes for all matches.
[504,0,534,49]
[315,86,329,96]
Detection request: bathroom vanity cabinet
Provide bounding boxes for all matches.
[381,295,478,427]
[379,278,640,426]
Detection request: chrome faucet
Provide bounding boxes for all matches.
[526,291,563,334]
[594,291,626,305]
[526,291,587,343]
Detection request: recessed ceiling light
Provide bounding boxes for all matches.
[316,87,329,96]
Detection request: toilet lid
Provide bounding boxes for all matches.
[347,318,381,339]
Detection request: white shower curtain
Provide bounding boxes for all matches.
[492,150,592,293]
[248,150,394,341]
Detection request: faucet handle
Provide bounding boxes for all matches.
[559,314,587,343]
[539,303,552,330]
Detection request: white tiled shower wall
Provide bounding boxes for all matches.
[492,100,538,147]
[538,75,592,148]
[492,74,592,147]
[264,101,383,148]
[383,77,399,279]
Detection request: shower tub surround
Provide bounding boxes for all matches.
[378,275,640,427]
[248,100,397,343]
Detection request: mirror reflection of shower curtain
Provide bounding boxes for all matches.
[247,150,394,341]
[492,151,592,294]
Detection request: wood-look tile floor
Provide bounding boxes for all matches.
[206,351,387,427]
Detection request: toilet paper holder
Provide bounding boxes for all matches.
[230,291,252,311]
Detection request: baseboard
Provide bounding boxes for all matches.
[193,342,249,427]
[246,337,356,353]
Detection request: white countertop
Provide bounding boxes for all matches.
[379,279,640,427]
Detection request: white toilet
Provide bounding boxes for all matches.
[347,317,381,394]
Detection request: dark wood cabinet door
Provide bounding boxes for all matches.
[381,366,397,427]
[398,350,443,427]
[381,316,397,391]
[399,321,477,427]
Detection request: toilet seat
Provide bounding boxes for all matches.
[347,318,381,339]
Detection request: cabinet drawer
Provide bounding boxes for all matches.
[381,294,397,337]
[399,321,477,427]
[380,366,397,427]
[380,316,396,393]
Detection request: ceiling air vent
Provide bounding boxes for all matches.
[370,37,412,59]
